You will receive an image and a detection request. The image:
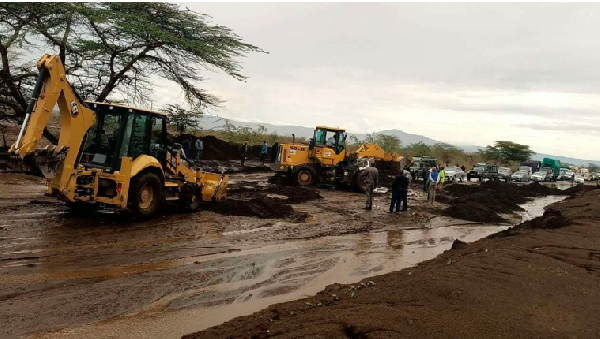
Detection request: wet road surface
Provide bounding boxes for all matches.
[0,173,564,338]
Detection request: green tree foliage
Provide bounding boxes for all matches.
[587,162,600,173]
[165,104,202,136]
[430,143,463,165]
[480,141,534,164]
[364,133,402,153]
[0,3,263,125]
[402,141,432,157]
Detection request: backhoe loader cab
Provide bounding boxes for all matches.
[79,102,168,172]
[9,54,228,219]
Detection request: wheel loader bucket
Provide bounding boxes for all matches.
[198,172,229,202]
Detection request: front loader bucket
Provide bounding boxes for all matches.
[198,172,229,202]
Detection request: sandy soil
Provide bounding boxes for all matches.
[186,186,600,339]
[0,171,573,339]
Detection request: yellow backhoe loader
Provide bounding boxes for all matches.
[271,126,404,191]
[9,54,228,218]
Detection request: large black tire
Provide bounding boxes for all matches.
[129,172,163,219]
[295,167,316,186]
[179,183,202,212]
[467,174,471,181]
[352,172,367,193]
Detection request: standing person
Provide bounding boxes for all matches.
[271,142,279,163]
[182,137,191,160]
[461,164,466,172]
[389,171,409,213]
[428,167,440,203]
[195,137,204,161]
[439,167,446,188]
[422,167,429,192]
[360,162,379,210]
[241,141,249,167]
[260,141,268,164]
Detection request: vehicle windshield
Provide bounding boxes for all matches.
[80,111,125,168]
[473,166,484,171]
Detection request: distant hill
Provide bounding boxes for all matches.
[197,115,600,167]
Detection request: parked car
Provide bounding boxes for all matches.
[444,166,465,181]
[467,163,487,181]
[531,168,553,182]
[519,166,533,175]
[574,175,585,184]
[557,169,574,181]
[511,170,531,182]
[409,156,437,181]
[481,164,511,182]
[499,167,512,181]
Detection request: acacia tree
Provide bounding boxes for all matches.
[480,141,534,164]
[0,3,263,142]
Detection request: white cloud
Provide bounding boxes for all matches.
[176,3,600,160]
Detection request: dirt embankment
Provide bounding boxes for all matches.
[175,134,276,161]
[212,184,323,221]
[184,187,600,339]
[440,181,577,223]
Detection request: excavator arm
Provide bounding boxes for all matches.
[9,54,95,182]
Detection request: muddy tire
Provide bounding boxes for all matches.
[66,201,98,216]
[129,172,163,219]
[295,167,316,186]
[352,172,367,193]
[179,183,202,212]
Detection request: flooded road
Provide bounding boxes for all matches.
[0,173,564,338]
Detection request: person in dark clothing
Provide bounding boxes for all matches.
[461,165,466,172]
[422,167,429,191]
[389,172,409,213]
[360,163,379,210]
[182,138,191,159]
[271,142,279,163]
[241,141,249,167]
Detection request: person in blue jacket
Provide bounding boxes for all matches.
[260,141,268,164]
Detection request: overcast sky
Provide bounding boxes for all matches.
[156,3,600,160]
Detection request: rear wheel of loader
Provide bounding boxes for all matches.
[129,172,163,219]
[295,167,316,186]
[179,184,202,212]
[352,172,367,193]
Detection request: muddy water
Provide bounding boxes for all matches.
[35,195,565,339]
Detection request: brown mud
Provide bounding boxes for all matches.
[441,181,580,223]
[0,172,574,339]
[186,187,600,339]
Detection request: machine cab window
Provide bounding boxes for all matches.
[312,127,346,155]
[79,103,167,171]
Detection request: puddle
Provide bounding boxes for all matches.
[40,196,564,339]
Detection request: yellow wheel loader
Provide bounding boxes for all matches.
[271,126,403,191]
[9,54,228,218]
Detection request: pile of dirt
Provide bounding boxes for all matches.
[263,186,323,204]
[442,181,570,223]
[212,197,306,221]
[174,134,277,161]
[442,201,508,223]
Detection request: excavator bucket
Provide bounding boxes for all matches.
[198,172,229,202]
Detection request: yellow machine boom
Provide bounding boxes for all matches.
[10,54,227,218]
